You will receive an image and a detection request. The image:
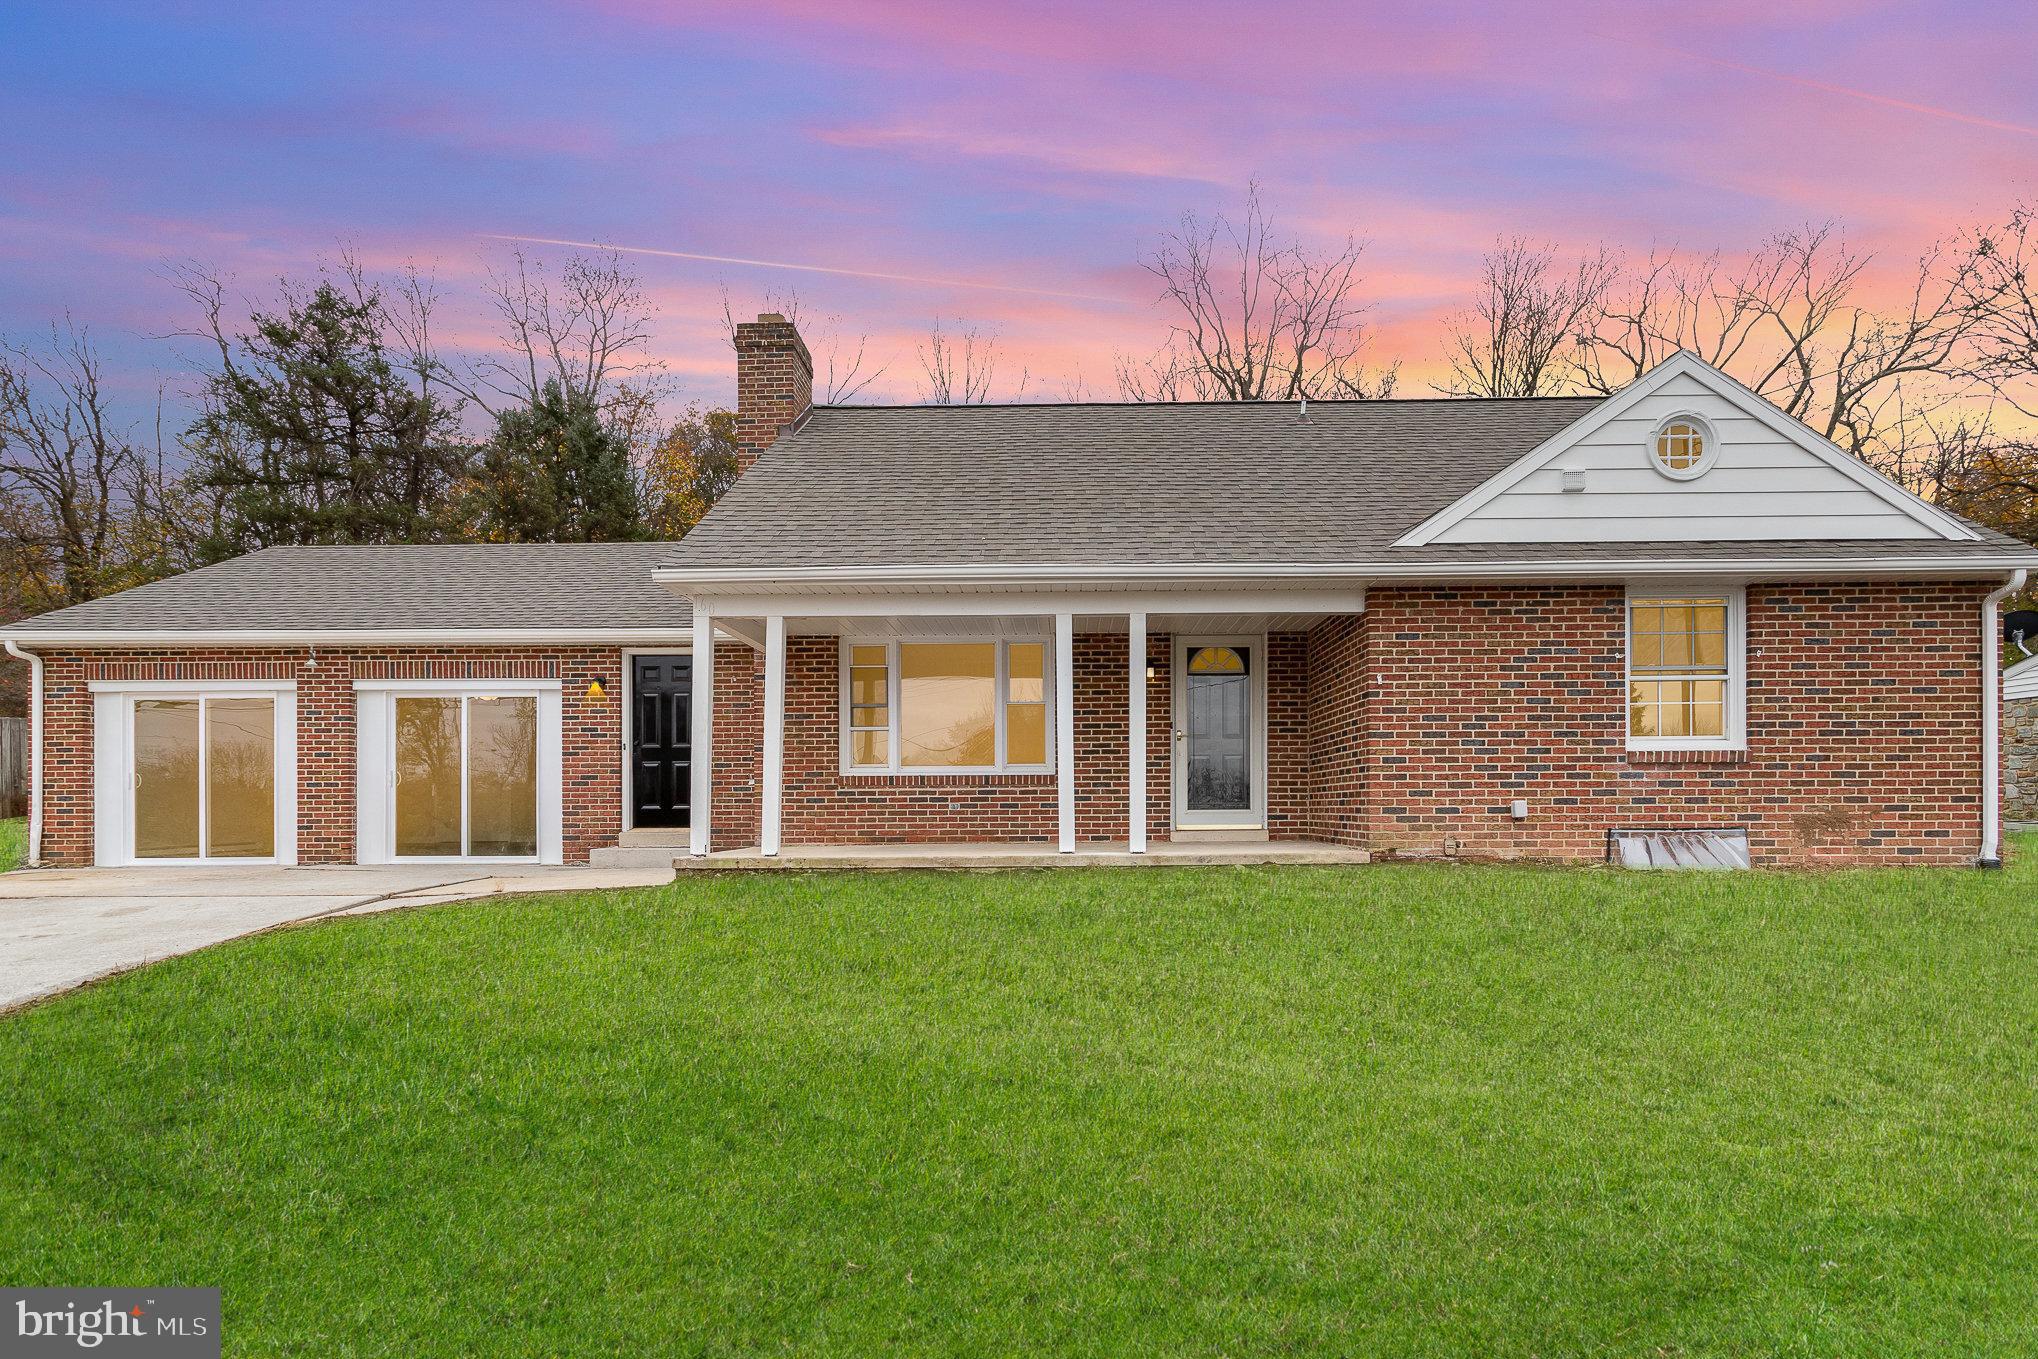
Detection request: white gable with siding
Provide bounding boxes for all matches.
[1396,352,1977,546]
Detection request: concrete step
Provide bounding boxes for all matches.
[589,845,686,870]
[618,828,690,848]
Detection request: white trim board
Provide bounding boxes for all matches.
[655,554,2036,598]
[6,628,695,647]
[89,678,299,694]
[1395,352,1978,547]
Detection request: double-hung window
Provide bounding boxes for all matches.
[1626,590,1744,749]
[844,639,1052,773]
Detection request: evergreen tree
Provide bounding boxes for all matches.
[182,279,469,560]
[468,379,645,542]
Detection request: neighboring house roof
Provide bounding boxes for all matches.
[660,390,2037,583]
[4,543,693,641]
[2007,652,2038,701]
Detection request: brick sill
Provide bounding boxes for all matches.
[1626,747,1751,765]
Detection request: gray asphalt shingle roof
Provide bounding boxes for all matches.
[663,399,2034,571]
[9,397,2032,640]
[7,543,693,635]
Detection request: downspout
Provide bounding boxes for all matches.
[4,640,42,868]
[1981,569,2027,869]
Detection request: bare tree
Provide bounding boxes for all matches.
[0,321,176,612]
[1567,225,1998,466]
[1442,239,1617,396]
[1962,203,2038,422]
[1117,183,1397,402]
[719,286,888,404]
[917,319,1027,404]
[461,247,669,417]
[1898,406,2038,546]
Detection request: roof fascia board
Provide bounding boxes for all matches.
[663,552,2038,600]
[0,627,698,648]
[1392,351,1977,546]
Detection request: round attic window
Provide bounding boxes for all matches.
[1650,414,1718,481]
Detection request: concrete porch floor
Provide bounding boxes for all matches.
[679,840,1371,871]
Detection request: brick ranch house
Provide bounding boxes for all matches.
[5,314,2035,871]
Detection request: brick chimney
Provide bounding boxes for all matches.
[733,312,813,474]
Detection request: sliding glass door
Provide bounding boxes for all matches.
[131,695,277,861]
[392,694,538,859]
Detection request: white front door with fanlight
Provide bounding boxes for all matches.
[89,680,299,867]
[1172,637,1266,832]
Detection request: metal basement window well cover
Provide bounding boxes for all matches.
[1608,828,1751,870]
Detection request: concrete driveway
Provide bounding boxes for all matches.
[0,861,675,1012]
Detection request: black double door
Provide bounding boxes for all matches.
[631,655,692,829]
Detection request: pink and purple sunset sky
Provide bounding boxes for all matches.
[3,1,2034,423]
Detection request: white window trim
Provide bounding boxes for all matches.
[1648,411,1722,482]
[90,680,299,867]
[838,637,1055,776]
[1624,584,1747,751]
[354,680,563,864]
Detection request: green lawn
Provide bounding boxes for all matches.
[5,847,2038,1356]
[0,816,23,872]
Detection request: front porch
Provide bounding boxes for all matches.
[682,590,1370,859]
[678,839,1372,871]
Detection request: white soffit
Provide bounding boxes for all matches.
[1396,352,1978,547]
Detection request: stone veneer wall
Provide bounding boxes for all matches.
[2005,695,2038,822]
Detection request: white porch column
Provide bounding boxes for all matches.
[762,614,786,857]
[688,603,715,857]
[1056,611,1075,853]
[1128,610,1147,853]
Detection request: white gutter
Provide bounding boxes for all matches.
[654,553,2038,592]
[4,640,42,868]
[1981,568,2027,868]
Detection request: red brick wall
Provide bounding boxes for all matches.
[1266,632,1312,839]
[1363,582,1992,866]
[733,314,812,475]
[709,641,763,852]
[1306,615,1368,846]
[1144,631,1173,845]
[34,646,626,866]
[722,630,1313,847]
[34,586,1986,869]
